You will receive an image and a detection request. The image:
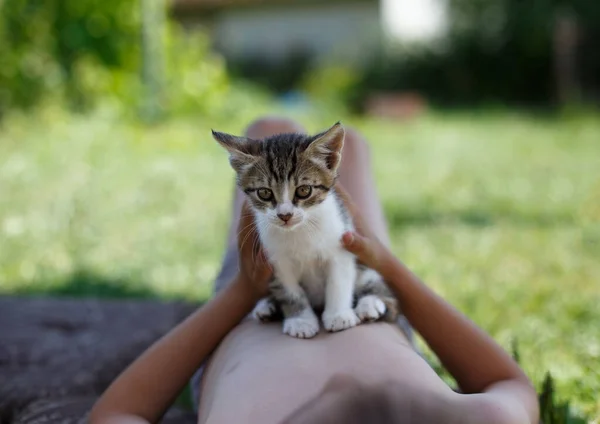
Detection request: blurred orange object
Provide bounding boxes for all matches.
[364,92,426,120]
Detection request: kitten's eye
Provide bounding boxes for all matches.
[295,185,312,199]
[257,188,273,201]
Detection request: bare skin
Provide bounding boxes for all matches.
[89,117,539,424]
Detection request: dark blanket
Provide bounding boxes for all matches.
[0,297,198,424]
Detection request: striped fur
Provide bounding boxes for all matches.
[212,127,339,213]
[213,123,399,337]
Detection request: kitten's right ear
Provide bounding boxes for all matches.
[304,122,345,172]
[212,130,257,173]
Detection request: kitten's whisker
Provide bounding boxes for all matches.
[252,219,271,266]
[305,218,319,244]
[239,212,255,220]
[239,224,256,252]
[302,220,319,256]
[251,233,260,265]
[237,221,257,239]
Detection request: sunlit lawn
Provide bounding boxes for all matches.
[1,107,599,420]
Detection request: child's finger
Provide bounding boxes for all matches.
[341,231,371,263]
[334,183,374,239]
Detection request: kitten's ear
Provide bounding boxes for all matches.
[305,122,345,171]
[212,130,257,173]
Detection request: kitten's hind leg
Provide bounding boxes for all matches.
[270,279,320,339]
[355,294,387,322]
[354,267,399,323]
[252,297,280,322]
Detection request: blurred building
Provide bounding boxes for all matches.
[171,0,447,66]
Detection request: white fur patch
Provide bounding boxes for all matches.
[257,195,350,268]
[283,309,320,339]
[252,298,277,322]
[255,193,362,337]
[354,295,386,322]
[322,308,360,332]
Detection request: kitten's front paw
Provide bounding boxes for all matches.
[252,298,278,322]
[283,314,320,339]
[322,309,360,332]
[355,295,386,322]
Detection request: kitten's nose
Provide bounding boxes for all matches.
[277,213,293,223]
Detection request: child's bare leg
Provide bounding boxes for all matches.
[337,127,391,246]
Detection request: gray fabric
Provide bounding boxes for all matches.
[0,296,198,424]
[11,397,195,424]
[214,248,239,293]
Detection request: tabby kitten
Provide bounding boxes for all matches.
[213,123,398,338]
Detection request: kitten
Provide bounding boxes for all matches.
[213,123,398,338]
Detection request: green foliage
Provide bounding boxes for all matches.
[300,64,361,113]
[228,48,312,94]
[0,0,234,119]
[539,373,588,424]
[0,0,138,113]
[162,25,230,118]
[352,0,600,108]
[510,343,588,423]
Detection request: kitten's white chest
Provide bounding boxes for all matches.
[267,228,335,307]
[260,196,348,264]
[258,195,351,307]
[299,263,329,307]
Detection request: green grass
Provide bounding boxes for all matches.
[1,106,599,421]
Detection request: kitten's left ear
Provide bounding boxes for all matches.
[212,130,258,173]
[305,122,345,171]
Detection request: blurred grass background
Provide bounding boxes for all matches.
[1,107,599,419]
[1,0,600,421]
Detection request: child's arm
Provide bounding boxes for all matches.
[337,186,539,424]
[89,278,258,424]
[89,203,271,424]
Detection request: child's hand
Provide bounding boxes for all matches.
[235,201,273,301]
[335,184,394,278]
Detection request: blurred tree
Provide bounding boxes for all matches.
[0,0,231,120]
[554,9,580,104]
[352,0,600,108]
[228,46,313,95]
[0,0,138,114]
[140,0,165,122]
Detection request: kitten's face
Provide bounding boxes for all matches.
[213,123,345,230]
